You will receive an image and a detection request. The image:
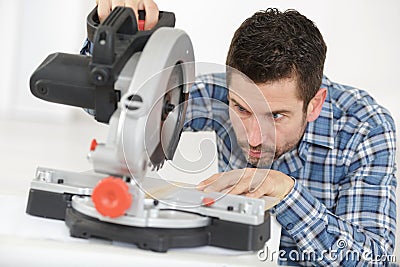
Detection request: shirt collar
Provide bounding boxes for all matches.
[272,76,334,174]
[300,77,335,150]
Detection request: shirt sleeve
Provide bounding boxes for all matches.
[184,74,229,132]
[273,120,397,266]
[80,38,92,56]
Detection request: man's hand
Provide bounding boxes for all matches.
[96,0,159,30]
[197,168,295,201]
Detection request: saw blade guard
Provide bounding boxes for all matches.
[89,28,195,180]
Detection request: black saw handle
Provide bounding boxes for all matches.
[30,7,175,123]
[87,6,175,42]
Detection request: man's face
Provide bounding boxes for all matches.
[228,74,307,167]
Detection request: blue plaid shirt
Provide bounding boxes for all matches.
[184,73,397,266]
[81,40,396,265]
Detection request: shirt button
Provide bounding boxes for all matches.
[286,223,294,231]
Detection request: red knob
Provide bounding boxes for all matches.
[90,139,98,151]
[92,177,132,218]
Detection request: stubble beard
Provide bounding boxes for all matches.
[240,114,308,167]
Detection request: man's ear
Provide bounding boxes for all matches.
[306,88,327,122]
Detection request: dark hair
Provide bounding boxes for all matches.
[226,8,327,112]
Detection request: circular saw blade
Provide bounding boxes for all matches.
[150,63,188,170]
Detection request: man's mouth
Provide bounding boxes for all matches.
[249,150,262,158]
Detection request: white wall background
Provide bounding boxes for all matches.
[1,0,399,262]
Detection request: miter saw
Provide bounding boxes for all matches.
[25,6,272,252]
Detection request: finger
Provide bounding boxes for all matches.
[248,168,270,192]
[246,180,274,199]
[196,173,221,190]
[198,172,235,192]
[225,168,266,195]
[111,0,126,10]
[221,185,235,194]
[142,0,159,30]
[97,0,112,22]
[227,171,254,195]
[125,0,139,23]
[227,182,251,195]
[203,169,247,193]
[247,188,273,199]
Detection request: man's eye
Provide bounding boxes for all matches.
[235,104,248,113]
[272,113,284,120]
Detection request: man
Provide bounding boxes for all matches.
[88,1,397,265]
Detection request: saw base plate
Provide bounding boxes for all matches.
[65,207,270,252]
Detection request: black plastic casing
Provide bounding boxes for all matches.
[30,7,175,123]
[65,207,271,252]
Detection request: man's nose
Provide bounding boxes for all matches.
[247,117,262,147]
